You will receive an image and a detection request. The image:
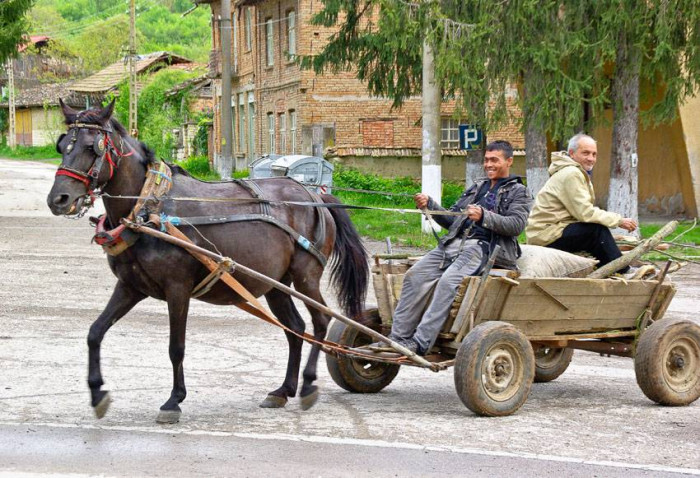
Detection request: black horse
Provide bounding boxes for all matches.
[47,100,369,422]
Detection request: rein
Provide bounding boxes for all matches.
[97,192,468,217]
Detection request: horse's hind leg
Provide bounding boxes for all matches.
[292,276,330,410]
[259,286,305,409]
[156,287,191,424]
[88,281,146,419]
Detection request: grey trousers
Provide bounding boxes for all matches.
[389,239,485,352]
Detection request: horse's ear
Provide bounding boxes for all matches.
[99,99,116,124]
[59,98,77,119]
[56,133,66,154]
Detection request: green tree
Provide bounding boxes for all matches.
[112,68,200,159]
[593,0,700,227]
[0,0,33,64]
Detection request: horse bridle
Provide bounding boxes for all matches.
[55,123,126,196]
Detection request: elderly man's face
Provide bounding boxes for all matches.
[570,138,597,171]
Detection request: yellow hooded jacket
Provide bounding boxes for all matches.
[525,152,622,246]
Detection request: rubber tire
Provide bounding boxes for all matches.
[635,317,700,406]
[534,347,574,383]
[454,321,535,417]
[325,319,400,393]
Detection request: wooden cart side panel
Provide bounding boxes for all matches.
[448,277,479,334]
[372,272,405,323]
[652,282,676,321]
[473,278,671,337]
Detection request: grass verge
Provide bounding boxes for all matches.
[0,144,61,163]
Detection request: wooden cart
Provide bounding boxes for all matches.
[325,255,700,416]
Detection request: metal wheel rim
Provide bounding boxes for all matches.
[535,347,565,370]
[662,337,700,393]
[481,342,523,402]
[350,333,394,379]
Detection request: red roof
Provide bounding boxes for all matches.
[18,36,51,53]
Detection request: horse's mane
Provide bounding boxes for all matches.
[169,164,193,177]
[64,108,156,167]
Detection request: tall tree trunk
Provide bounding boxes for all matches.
[608,30,641,237]
[522,67,549,197]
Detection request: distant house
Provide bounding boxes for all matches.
[0,36,81,147]
[0,82,82,147]
[165,74,214,160]
[68,51,194,107]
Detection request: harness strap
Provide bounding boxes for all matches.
[160,212,328,267]
[239,179,272,216]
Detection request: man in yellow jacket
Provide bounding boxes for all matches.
[525,133,637,271]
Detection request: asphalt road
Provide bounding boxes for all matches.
[1,158,700,477]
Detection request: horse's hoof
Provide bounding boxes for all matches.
[156,409,181,424]
[300,386,319,411]
[259,395,287,408]
[93,392,111,419]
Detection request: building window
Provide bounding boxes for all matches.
[289,110,297,154]
[238,94,246,152]
[244,8,252,52]
[287,11,296,60]
[265,18,274,67]
[279,113,286,154]
[441,117,464,149]
[232,11,238,70]
[248,96,255,159]
[267,113,275,153]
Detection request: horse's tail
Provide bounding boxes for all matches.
[321,194,369,321]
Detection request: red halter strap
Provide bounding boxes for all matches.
[55,123,121,194]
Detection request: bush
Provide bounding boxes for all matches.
[333,166,465,208]
[178,155,220,181]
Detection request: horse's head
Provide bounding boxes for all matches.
[47,99,121,216]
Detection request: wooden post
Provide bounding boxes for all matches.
[587,221,678,279]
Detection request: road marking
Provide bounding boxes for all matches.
[2,421,699,476]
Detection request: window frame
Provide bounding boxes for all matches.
[289,110,297,154]
[287,10,296,60]
[440,117,465,150]
[267,112,275,154]
[265,18,274,67]
[244,8,252,52]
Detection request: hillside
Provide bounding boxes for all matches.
[28,0,211,73]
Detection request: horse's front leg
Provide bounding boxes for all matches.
[88,281,146,418]
[156,285,191,424]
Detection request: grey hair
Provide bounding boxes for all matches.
[567,133,596,154]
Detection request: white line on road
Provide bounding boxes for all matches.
[2,421,698,476]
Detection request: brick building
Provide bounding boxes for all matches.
[195,0,525,179]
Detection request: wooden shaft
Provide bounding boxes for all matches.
[587,220,678,279]
[124,220,437,370]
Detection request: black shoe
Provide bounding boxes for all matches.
[396,338,425,356]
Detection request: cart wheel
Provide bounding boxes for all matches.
[635,317,700,406]
[454,322,535,416]
[534,347,574,383]
[325,319,400,393]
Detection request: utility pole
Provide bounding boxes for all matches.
[7,61,16,149]
[128,0,138,137]
[218,0,234,178]
[421,38,441,233]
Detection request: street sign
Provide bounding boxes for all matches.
[459,125,483,150]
